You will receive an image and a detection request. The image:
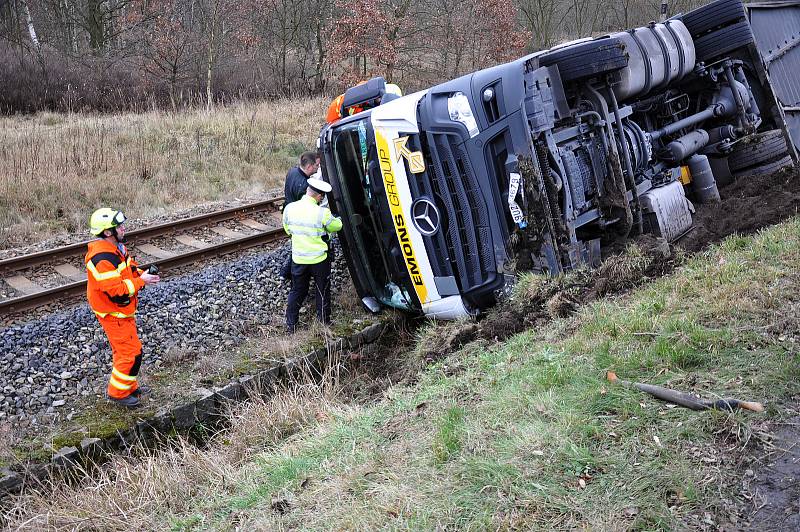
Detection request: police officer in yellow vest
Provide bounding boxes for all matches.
[283,177,343,333]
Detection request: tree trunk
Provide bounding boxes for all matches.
[63,0,78,53]
[206,26,215,110]
[20,0,40,52]
[87,0,105,51]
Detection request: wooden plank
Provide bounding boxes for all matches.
[210,226,242,239]
[5,275,44,295]
[175,235,210,249]
[135,243,174,259]
[53,263,86,281]
[239,218,270,231]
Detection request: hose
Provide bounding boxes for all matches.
[607,87,644,235]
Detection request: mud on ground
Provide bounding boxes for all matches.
[678,167,800,252]
[422,167,800,361]
[744,408,800,531]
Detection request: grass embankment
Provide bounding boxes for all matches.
[5,220,800,529]
[0,98,326,248]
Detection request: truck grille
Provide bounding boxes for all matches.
[421,132,492,291]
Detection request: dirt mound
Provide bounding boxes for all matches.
[470,234,674,349]
[678,167,800,252]
[420,166,800,361]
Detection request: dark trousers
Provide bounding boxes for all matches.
[286,258,332,330]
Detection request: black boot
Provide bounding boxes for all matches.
[107,394,141,408]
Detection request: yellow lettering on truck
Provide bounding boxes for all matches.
[375,129,428,303]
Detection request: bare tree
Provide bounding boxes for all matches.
[19,0,39,50]
[195,0,243,109]
[516,0,566,49]
[137,0,197,109]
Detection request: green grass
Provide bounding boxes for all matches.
[167,218,800,529]
[9,218,800,529]
[431,405,465,464]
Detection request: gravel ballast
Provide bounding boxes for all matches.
[0,240,350,426]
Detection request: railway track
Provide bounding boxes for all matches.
[0,198,288,316]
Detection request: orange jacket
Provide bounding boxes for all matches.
[85,239,145,318]
[326,81,371,124]
[326,94,345,124]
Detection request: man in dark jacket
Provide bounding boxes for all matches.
[284,152,320,204]
[281,152,321,279]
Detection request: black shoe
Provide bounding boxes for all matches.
[131,384,151,397]
[108,394,141,408]
[286,325,296,335]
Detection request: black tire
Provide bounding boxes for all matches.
[693,20,755,62]
[732,155,793,179]
[728,130,789,172]
[539,38,628,83]
[681,0,746,38]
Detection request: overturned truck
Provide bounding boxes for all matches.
[319,0,798,319]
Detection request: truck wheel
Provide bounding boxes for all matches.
[732,155,793,179]
[693,20,755,62]
[681,0,746,38]
[727,130,789,172]
[539,38,628,83]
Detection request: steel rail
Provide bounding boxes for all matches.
[0,197,284,275]
[0,227,287,317]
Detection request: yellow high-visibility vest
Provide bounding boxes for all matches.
[282,195,343,264]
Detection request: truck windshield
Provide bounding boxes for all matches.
[331,119,416,311]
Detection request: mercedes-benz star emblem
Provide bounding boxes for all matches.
[411,199,440,236]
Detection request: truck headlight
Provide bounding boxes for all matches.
[447,92,479,138]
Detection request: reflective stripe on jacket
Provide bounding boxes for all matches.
[283,195,343,264]
[85,239,145,318]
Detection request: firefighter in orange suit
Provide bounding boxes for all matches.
[325,82,402,124]
[86,208,160,408]
[326,93,346,124]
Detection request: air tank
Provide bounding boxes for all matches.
[689,154,720,204]
[611,20,696,101]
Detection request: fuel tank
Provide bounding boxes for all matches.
[612,20,696,101]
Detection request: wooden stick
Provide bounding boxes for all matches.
[606,371,764,412]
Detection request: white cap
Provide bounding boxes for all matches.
[307,177,332,194]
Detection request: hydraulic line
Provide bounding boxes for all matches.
[649,106,716,140]
[607,87,644,235]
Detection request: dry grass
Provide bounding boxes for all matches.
[1,355,345,531]
[0,97,327,248]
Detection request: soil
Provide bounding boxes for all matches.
[339,318,420,402]
[743,408,800,531]
[677,167,800,252]
[423,231,676,360]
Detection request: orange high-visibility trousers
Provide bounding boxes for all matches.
[98,315,142,399]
